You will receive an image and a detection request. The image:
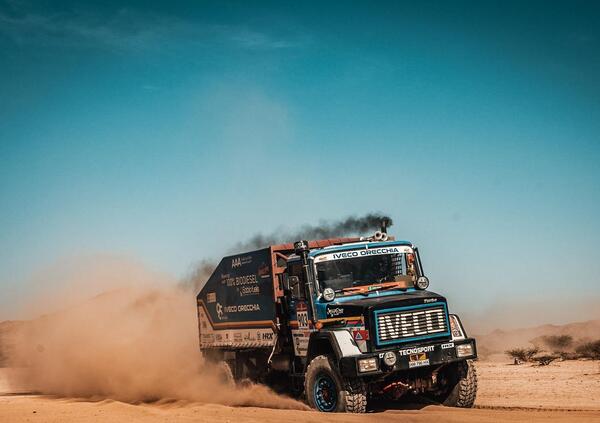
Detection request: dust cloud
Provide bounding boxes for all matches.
[6,257,306,410]
[180,258,216,294]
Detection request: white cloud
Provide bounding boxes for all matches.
[0,7,307,52]
[224,26,300,49]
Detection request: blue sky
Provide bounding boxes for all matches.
[1,1,599,328]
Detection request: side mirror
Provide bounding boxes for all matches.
[288,275,300,287]
[288,275,305,299]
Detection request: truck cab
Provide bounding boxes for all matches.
[197,233,477,413]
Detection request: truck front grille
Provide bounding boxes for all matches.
[374,304,450,346]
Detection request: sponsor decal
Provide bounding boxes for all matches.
[292,330,311,356]
[297,310,309,330]
[441,342,455,349]
[326,307,344,318]
[449,315,465,340]
[398,345,435,356]
[451,328,463,339]
[351,329,370,341]
[225,304,261,313]
[317,246,413,262]
[240,285,260,296]
[206,292,216,303]
[231,255,253,269]
[225,274,257,287]
[215,302,261,320]
[408,353,430,368]
[199,321,276,348]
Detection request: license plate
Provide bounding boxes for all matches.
[408,352,430,368]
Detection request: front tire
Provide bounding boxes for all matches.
[304,355,367,413]
[438,360,477,407]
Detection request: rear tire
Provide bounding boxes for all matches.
[439,360,477,408]
[304,355,367,413]
[203,351,236,387]
[216,360,235,387]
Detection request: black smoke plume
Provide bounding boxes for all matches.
[183,213,393,292]
[233,213,393,253]
[180,259,217,293]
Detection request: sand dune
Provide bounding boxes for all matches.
[475,319,600,358]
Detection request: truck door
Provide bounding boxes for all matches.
[287,262,313,356]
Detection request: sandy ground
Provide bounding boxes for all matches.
[476,359,600,409]
[1,360,599,422]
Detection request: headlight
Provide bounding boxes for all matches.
[322,287,335,302]
[383,351,397,367]
[358,357,378,372]
[416,276,429,290]
[456,343,474,358]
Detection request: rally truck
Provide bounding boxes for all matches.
[196,231,477,412]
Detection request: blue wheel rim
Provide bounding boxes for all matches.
[314,374,337,412]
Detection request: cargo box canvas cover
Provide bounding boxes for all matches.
[197,248,277,348]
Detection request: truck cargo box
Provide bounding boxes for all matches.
[196,238,360,350]
[196,248,277,349]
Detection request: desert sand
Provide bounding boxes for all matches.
[1,359,599,422]
[1,264,599,422]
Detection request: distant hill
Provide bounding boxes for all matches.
[475,319,600,358]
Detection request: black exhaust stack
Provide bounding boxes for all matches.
[381,220,388,234]
[294,240,318,324]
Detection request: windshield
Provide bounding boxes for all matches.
[315,248,417,294]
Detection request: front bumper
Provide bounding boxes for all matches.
[339,338,477,378]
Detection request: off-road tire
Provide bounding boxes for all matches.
[441,360,477,408]
[344,378,368,413]
[304,354,367,413]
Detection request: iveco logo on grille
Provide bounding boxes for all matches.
[375,304,449,345]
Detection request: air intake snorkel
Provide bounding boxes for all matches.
[294,240,318,326]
